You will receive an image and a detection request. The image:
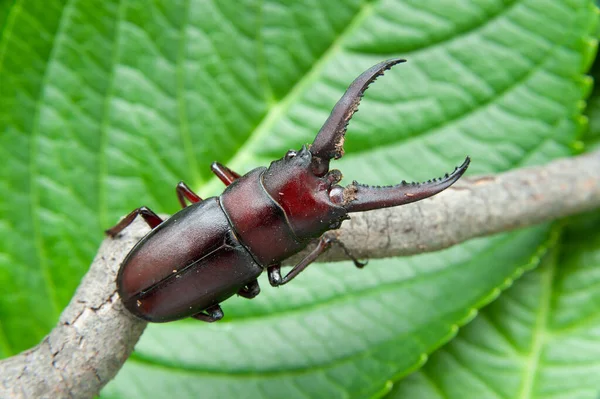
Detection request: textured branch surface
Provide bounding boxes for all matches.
[1,150,599,398]
[0,231,148,399]
[291,149,600,263]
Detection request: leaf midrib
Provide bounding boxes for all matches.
[0,0,20,71]
[198,0,377,196]
[98,0,127,230]
[28,0,77,321]
[176,0,201,188]
[517,255,555,398]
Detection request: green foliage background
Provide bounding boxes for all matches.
[0,0,599,398]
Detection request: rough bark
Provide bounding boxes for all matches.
[292,149,600,263]
[1,150,599,398]
[0,229,147,399]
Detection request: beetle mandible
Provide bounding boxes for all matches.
[107,58,470,323]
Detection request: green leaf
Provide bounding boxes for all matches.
[0,0,596,397]
[0,1,14,34]
[585,41,600,148]
[102,226,551,399]
[387,212,600,399]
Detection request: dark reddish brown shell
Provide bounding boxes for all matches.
[111,58,470,324]
[220,167,308,265]
[117,198,262,322]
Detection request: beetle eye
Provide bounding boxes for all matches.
[285,150,297,159]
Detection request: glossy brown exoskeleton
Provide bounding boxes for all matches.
[107,59,470,323]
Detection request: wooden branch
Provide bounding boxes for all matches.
[0,231,147,398]
[291,149,600,263]
[1,150,599,398]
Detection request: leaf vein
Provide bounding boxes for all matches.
[176,0,201,187]
[98,0,127,229]
[28,0,78,318]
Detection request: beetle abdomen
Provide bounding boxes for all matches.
[125,233,261,322]
[117,198,262,322]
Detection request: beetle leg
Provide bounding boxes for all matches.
[105,206,163,237]
[237,279,261,299]
[268,235,335,287]
[328,236,367,269]
[176,181,202,208]
[191,304,224,322]
[211,162,241,186]
[267,264,284,286]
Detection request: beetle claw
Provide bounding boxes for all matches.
[310,58,406,176]
[192,304,224,322]
[342,157,470,212]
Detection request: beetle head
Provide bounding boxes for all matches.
[262,59,406,239]
[262,145,348,240]
[263,59,470,241]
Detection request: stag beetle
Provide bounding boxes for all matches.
[107,58,470,323]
